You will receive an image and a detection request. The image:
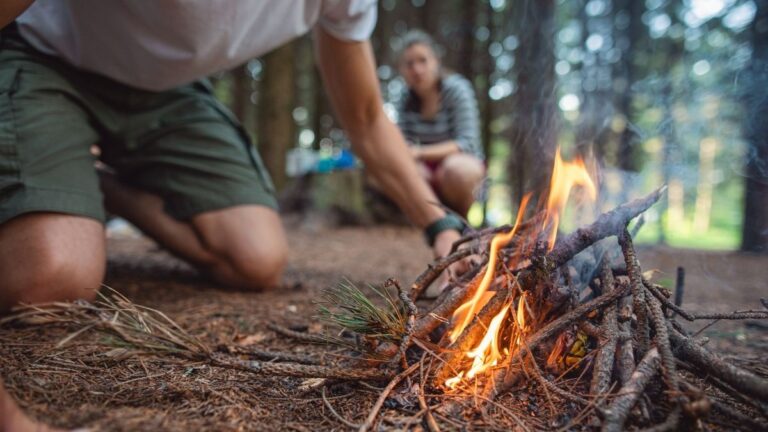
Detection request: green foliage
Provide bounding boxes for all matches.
[316,279,408,344]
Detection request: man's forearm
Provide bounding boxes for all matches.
[353,113,445,227]
[314,28,445,228]
[0,0,33,29]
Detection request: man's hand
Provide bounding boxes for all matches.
[431,228,460,259]
[432,228,471,274]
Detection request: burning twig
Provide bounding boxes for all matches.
[409,248,474,300]
[544,186,666,269]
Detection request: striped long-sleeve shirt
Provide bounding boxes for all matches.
[397,74,484,159]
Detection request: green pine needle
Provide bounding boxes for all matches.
[316,279,408,344]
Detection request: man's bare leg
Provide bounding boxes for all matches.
[0,213,105,312]
[100,174,288,290]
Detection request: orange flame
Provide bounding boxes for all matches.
[447,193,532,343]
[444,146,597,389]
[541,147,598,250]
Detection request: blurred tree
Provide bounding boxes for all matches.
[613,0,645,174]
[258,40,297,192]
[741,0,768,253]
[508,0,558,204]
[231,65,255,136]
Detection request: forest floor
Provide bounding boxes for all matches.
[1,219,766,431]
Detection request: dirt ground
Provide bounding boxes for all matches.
[1,221,766,431]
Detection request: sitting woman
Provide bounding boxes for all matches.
[396,30,485,218]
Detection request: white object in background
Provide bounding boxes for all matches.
[106,217,143,238]
[286,147,318,177]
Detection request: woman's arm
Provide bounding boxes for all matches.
[313,27,461,255]
[0,0,33,29]
[444,76,482,158]
[412,141,461,162]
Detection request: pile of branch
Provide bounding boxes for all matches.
[327,186,768,430]
[4,187,767,431]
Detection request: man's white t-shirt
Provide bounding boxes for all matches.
[16,0,377,91]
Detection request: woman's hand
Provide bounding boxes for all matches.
[410,145,423,160]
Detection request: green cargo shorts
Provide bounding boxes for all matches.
[0,27,276,225]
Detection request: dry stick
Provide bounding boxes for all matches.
[670,266,685,318]
[708,398,767,431]
[223,346,323,365]
[543,186,665,272]
[322,387,361,429]
[449,224,512,254]
[386,278,417,368]
[210,354,391,380]
[679,380,766,431]
[358,362,420,432]
[590,263,619,396]
[267,323,331,344]
[619,228,650,358]
[638,407,681,432]
[472,395,531,432]
[615,291,636,386]
[644,281,768,321]
[375,265,484,359]
[418,356,441,432]
[601,347,661,432]
[529,355,591,407]
[668,326,768,401]
[579,320,602,339]
[511,187,665,295]
[490,283,630,398]
[450,211,546,255]
[409,248,473,301]
[645,294,681,403]
[679,361,768,420]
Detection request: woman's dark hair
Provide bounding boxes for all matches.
[396,29,443,63]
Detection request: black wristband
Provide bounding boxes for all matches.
[424,214,465,246]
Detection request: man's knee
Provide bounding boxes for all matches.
[0,214,105,311]
[24,244,104,303]
[225,237,288,290]
[193,206,288,291]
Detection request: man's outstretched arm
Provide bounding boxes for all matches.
[0,0,33,29]
[313,27,461,257]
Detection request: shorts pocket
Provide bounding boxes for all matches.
[0,67,22,196]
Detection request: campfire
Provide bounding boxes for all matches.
[314,147,768,430]
[441,147,598,391]
[4,149,768,430]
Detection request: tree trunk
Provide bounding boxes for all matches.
[615,0,644,174]
[231,66,254,138]
[258,41,297,192]
[456,0,478,80]
[507,0,557,205]
[741,0,768,253]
